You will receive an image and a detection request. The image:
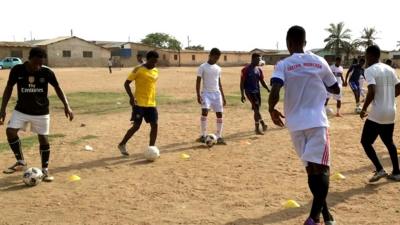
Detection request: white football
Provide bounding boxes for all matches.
[23,167,43,186]
[144,146,160,162]
[355,107,362,114]
[205,134,218,147]
[325,107,334,117]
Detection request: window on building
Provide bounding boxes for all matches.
[163,54,166,60]
[63,50,71,57]
[224,55,227,61]
[83,51,93,58]
[10,50,23,58]
[174,55,178,60]
[393,55,400,60]
[192,55,196,61]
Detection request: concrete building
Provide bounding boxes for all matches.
[0,42,32,62]
[34,36,111,67]
[166,50,251,67]
[250,49,290,65]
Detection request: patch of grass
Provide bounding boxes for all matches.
[0,133,65,153]
[49,92,194,115]
[70,135,98,145]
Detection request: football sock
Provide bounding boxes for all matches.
[308,172,330,223]
[201,116,207,136]
[40,144,50,169]
[216,118,223,138]
[8,138,24,162]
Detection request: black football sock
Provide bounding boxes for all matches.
[308,172,330,223]
[8,137,24,162]
[260,120,266,126]
[40,144,50,169]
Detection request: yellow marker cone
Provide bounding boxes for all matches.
[332,172,346,180]
[181,153,190,159]
[283,200,300,208]
[69,175,81,182]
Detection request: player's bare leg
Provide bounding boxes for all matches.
[3,128,27,174]
[119,121,142,156]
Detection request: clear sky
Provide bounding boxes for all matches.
[2,0,399,51]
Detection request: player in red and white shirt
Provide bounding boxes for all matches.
[325,57,344,117]
[268,26,339,225]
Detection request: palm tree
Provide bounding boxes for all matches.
[360,27,378,49]
[343,40,361,65]
[397,41,400,50]
[324,22,352,57]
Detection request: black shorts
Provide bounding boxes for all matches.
[131,106,158,124]
[245,91,261,110]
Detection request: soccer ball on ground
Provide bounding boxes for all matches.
[144,146,160,162]
[325,107,334,117]
[355,107,363,114]
[205,134,218,147]
[23,167,43,186]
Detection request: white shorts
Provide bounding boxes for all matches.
[327,86,342,101]
[7,110,50,135]
[201,92,223,112]
[290,127,330,167]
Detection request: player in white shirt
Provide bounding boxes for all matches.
[268,26,339,225]
[360,45,400,182]
[325,57,344,117]
[196,48,227,144]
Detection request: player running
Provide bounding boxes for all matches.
[325,57,344,117]
[268,26,339,225]
[360,45,400,182]
[240,53,270,135]
[118,51,159,156]
[0,47,74,182]
[344,58,365,112]
[196,48,227,144]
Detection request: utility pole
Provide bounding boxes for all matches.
[70,29,73,37]
[187,36,191,48]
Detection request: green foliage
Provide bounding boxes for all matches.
[185,45,205,50]
[141,33,182,50]
[324,22,352,56]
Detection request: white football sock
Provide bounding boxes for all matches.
[201,116,207,136]
[216,118,223,138]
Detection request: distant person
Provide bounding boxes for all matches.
[118,51,159,156]
[360,45,400,182]
[196,48,227,145]
[344,58,365,113]
[268,26,339,225]
[137,53,145,65]
[325,57,344,117]
[240,53,270,135]
[0,47,74,181]
[108,57,113,74]
[385,59,393,67]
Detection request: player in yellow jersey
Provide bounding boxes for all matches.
[118,51,159,156]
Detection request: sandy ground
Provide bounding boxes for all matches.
[0,66,399,225]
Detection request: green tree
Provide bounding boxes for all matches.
[360,27,378,49]
[141,33,182,50]
[324,22,352,57]
[185,45,205,50]
[343,40,361,64]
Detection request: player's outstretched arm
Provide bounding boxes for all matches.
[124,80,136,106]
[240,74,246,103]
[0,85,13,125]
[360,85,375,119]
[196,77,202,104]
[268,82,285,127]
[344,67,353,86]
[260,79,271,92]
[218,78,226,106]
[54,86,73,121]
